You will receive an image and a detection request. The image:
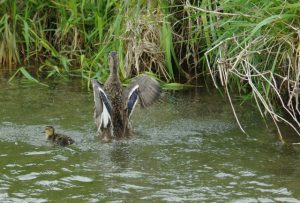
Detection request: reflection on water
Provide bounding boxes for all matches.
[0,79,300,202]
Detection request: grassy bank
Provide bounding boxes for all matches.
[0,0,299,136]
[0,0,182,83]
[192,0,300,137]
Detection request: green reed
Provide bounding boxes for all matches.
[186,0,300,136]
[0,0,188,84]
[0,0,118,81]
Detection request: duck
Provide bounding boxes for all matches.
[44,126,74,146]
[92,51,161,140]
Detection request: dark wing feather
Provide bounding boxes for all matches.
[92,79,112,130]
[134,75,161,107]
[125,75,161,117]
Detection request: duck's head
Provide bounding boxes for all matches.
[44,126,55,139]
[108,51,118,73]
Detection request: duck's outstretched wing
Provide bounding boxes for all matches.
[92,79,112,131]
[125,75,161,118]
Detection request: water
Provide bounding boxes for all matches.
[0,79,300,202]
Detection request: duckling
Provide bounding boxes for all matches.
[92,51,161,140]
[44,126,74,146]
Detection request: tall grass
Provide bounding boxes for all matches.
[0,0,181,83]
[1,0,127,82]
[186,0,300,137]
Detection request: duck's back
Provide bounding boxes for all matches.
[104,78,127,138]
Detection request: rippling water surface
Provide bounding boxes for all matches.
[0,79,300,202]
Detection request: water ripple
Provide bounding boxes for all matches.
[274,197,300,203]
[62,175,94,183]
[17,171,58,181]
[22,151,52,156]
[17,172,40,181]
[106,171,145,179]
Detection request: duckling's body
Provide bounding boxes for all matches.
[44,126,74,146]
[92,51,161,140]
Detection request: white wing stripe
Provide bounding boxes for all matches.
[101,100,111,128]
[128,84,139,97]
[127,85,139,118]
[97,86,112,128]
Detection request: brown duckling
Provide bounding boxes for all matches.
[44,126,74,146]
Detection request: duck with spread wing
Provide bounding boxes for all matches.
[92,51,161,140]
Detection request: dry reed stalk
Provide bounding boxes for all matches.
[122,12,167,79]
[206,34,300,138]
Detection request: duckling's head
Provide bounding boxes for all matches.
[108,51,118,72]
[44,126,55,139]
